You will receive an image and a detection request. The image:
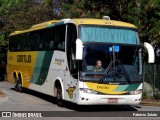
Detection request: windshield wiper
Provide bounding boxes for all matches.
[98,60,114,84]
[99,61,131,84]
[118,65,131,83]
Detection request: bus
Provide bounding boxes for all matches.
[7,17,155,106]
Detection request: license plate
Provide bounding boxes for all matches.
[108,98,118,103]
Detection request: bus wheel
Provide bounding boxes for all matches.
[18,79,23,93]
[56,85,63,107]
[14,78,19,91]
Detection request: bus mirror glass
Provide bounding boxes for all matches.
[144,42,155,63]
[76,39,83,60]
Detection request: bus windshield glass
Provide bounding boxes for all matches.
[79,44,142,84]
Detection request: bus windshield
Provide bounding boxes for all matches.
[80,44,142,84]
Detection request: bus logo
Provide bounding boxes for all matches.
[66,86,76,99]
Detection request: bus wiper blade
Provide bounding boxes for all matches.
[99,60,114,84]
[118,65,131,82]
[99,62,131,84]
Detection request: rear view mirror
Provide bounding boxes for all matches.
[143,42,155,63]
[76,39,83,60]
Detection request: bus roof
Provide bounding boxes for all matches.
[10,20,60,36]
[10,18,137,36]
[72,18,137,28]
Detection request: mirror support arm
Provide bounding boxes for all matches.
[143,42,155,63]
[76,39,83,60]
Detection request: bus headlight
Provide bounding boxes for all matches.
[80,88,98,94]
[129,89,142,95]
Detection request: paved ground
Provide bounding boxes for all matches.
[0,81,160,120]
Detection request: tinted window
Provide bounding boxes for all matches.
[66,24,78,79]
[9,25,66,51]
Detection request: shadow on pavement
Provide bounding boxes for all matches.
[64,101,138,111]
[10,87,139,111]
[10,87,57,104]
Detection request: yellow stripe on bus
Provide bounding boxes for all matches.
[85,82,127,94]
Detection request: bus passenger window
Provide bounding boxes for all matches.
[58,41,65,50]
[54,25,66,51]
[50,41,54,49]
[39,43,43,49]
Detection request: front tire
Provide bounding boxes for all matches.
[56,85,63,107]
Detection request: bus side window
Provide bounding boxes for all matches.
[45,28,54,50]
[54,25,66,51]
[14,36,21,51]
[66,24,78,79]
[49,41,54,49]
[26,33,31,51]
[29,31,38,51]
[9,37,15,51]
[39,43,43,49]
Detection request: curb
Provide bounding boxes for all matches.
[141,101,160,107]
[141,101,160,104]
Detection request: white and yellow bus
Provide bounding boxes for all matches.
[7,17,154,106]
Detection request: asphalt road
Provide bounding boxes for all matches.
[0,81,160,120]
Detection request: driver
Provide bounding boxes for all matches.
[92,60,104,71]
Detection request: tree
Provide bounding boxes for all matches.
[60,0,110,18]
[0,34,7,81]
[61,0,160,45]
[2,0,56,33]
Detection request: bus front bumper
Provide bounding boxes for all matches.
[77,92,142,105]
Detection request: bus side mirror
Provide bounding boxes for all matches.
[76,39,83,60]
[143,42,155,63]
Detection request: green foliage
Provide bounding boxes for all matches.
[61,0,110,18]
[0,0,26,19]
[153,91,160,100]
[0,34,6,65]
[142,90,149,99]
[0,34,7,81]
[138,0,160,44]
[1,0,56,33]
[0,35,7,64]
